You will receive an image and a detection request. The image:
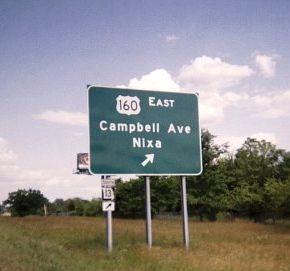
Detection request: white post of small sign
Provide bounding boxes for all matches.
[106,210,113,252]
[145,176,152,248]
[181,176,189,249]
[102,178,115,253]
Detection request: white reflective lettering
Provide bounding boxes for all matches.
[156,140,162,148]
[132,137,162,148]
[109,122,116,131]
[117,123,127,132]
[137,122,143,132]
[148,97,175,108]
[133,137,141,148]
[99,120,108,131]
[149,97,155,106]
[129,124,136,133]
[168,123,176,133]
[185,126,191,134]
[145,124,151,132]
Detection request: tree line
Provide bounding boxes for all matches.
[2,129,290,222]
[114,129,290,222]
[1,190,103,217]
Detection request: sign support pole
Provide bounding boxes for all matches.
[181,176,189,249]
[145,176,152,248]
[106,210,113,252]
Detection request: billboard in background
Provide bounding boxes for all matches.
[77,153,89,172]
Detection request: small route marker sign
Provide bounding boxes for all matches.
[101,179,115,188]
[102,187,115,200]
[102,201,115,212]
[88,86,202,175]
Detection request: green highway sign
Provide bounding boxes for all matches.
[88,86,202,175]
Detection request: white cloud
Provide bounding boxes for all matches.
[255,54,277,78]
[0,140,107,201]
[199,101,224,123]
[252,90,290,118]
[251,132,277,144]
[35,110,87,126]
[119,55,285,126]
[165,34,179,42]
[0,165,49,184]
[120,59,253,125]
[215,132,277,153]
[73,132,84,137]
[0,163,102,201]
[0,137,102,201]
[178,56,254,91]
[42,173,102,200]
[198,90,249,125]
[126,69,181,92]
[0,138,17,162]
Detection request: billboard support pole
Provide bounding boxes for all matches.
[181,176,189,249]
[106,210,113,252]
[145,176,152,248]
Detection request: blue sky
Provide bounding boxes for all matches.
[1,0,290,201]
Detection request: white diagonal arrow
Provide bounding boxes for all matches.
[141,154,155,167]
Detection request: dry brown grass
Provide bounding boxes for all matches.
[0,216,289,271]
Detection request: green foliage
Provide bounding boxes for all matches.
[150,177,180,213]
[48,198,102,217]
[231,184,264,221]
[3,130,290,222]
[83,199,102,216]
[115,178,145,218]
[280,178,290,217]
[113,131,290,222]
[0,204,4,213]
[3,189,48,217]
[115,176,180,218]
[277,151,290,180]
[234,138,283,187]
[187,129,229,221]
[230,138,287,222]
[263,179,288,222]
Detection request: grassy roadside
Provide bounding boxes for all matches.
[0,216,289,271]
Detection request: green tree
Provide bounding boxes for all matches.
[150,176,180,214]
[115,178,145,218]
[50,198,66,214]
[230,183,264,221]
[263,178,288,223]
[74,198,89,216]
[231,138,285,221]
[277,151,290,181]
[83,199,102,216]
[187,129,229,221]
[0,204,4,213]
[66,199,76,212]
[281,178,290,218]
[234,138,283,187]
[115,176,181,218]
[3,189,48,217]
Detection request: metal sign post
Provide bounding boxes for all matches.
[181,176,189,249]
[101,178,116,252]
[145,176,152,248]
[106,210,113,252]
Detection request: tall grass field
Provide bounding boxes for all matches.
[0,216,289,271]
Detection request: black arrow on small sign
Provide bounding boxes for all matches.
[106,203,112,209]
